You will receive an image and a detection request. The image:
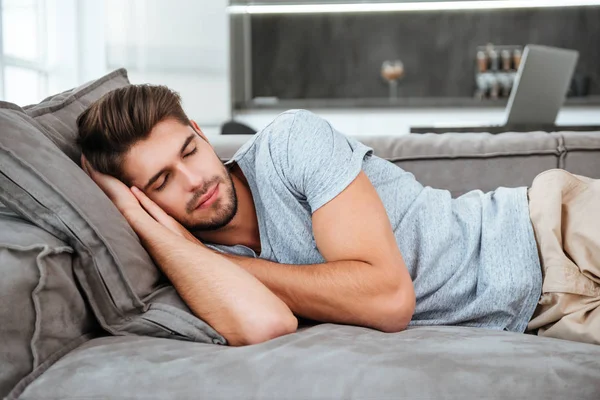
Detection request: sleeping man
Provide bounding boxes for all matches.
[77,84,600,346]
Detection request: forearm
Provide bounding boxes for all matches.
[124,209,298,345]
[220,253,414,332]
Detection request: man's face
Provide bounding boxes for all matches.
[121,118,238,232]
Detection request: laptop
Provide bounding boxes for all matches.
[503,45,579,125]
[430,45,579,129]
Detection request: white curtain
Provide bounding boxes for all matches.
[105,0,231,129]
[1,0,105,106]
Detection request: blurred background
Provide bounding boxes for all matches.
[1,0,599,135]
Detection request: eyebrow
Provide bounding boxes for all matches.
[143,133,196,191]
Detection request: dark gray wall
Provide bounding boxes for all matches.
[250,7,600,99]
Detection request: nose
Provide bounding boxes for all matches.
[176,163,204,191]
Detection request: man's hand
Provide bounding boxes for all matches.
[81,154,202,246]
[81,154,141,216]
[130,186,204,246]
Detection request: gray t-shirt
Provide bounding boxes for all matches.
[207,110,542,333]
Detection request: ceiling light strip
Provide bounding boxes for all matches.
[228,1,600,14]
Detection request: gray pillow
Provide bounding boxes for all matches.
[0,75,226,346]
[0,204,97,399]
[23,68,130,163]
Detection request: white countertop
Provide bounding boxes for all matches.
[230,105,600,136]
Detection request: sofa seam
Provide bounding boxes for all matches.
[30,245,52,368]
[557,134,566,169]
[0,175,70,243]
[148,303,228,344]
[30,245,75,368]
[385,149,560,162]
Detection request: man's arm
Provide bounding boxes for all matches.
[221,171,416,333]
[125,208,298,345]
[81,157,298,346]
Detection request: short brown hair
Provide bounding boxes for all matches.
[76,84,190,184]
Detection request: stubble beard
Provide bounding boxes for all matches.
[184,170,238,232]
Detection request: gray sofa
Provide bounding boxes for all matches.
[1,69,600,400]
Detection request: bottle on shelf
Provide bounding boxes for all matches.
[474,44,523,100]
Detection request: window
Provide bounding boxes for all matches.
[0,0,48,106]
[0,0,86,107]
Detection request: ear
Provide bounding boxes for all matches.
[190,120,209,142]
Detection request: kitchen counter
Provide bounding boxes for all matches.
[232,104,600,137]
[411,124,600,134]
[236,95,600,110]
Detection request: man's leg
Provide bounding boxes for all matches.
[526,169,600,345]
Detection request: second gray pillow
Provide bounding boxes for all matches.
[0,103,226,346]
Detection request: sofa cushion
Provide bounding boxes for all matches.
[0,103,226,346]
[22,68,130,163]
[210,130,600,197]
[209,131,562,197]
[0,204,96,399]
[12,324,600,400]
[361,132,563,196]
[561,131,600,177]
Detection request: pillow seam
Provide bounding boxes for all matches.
[30,244,75,368]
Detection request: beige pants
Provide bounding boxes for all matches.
[526,169,600,345]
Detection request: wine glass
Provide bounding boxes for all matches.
[381,60,405,101]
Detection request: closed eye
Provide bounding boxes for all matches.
[155,148,197,192]
[155,174,169,192]
[184,147,197,157]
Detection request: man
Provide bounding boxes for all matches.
[77,84,600,347]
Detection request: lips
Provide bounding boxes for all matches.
[195,184,218,209]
